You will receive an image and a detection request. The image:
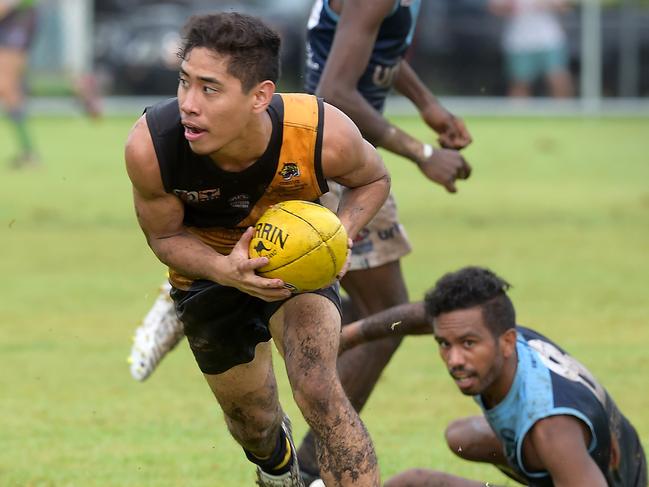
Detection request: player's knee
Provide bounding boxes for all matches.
[290,374,333,419]
[445,418,473,458]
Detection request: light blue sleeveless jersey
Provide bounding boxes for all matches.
[475,326,646,486]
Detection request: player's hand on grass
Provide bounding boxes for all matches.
[421,103,472,150]
[220,227,291,302]
[418,149,472,193]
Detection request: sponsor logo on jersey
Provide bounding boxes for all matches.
[173,188,220,203]
[229,194,250,209]
[279,162,301,181]
[372,63,400,89]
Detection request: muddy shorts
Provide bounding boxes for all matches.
[320,182,412,271]
[170,280,341,375]
[0,8,38,50]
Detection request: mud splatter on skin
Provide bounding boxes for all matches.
[298,335,323,376]
[219,365,282,455]
[283,299,331,380]
[316,411,378,484]
[282,295,378,484]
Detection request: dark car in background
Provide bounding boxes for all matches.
[94,0,311,95]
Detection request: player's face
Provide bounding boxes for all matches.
[433,307,505,396]
[177,47,257,156]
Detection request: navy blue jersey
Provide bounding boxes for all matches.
[304,0,421,112]
[475,326,646,486]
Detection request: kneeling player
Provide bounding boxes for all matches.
[342,267,647,487]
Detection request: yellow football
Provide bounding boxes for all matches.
[249,200,348,293]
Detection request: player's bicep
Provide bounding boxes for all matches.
[125,115,185,241]
[334,138,388,190]
[529,416,606,487]
[132,187,185,243]
[320,104,388,188]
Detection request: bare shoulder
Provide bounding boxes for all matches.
[321,103,364,165]
[320,102,387,185]
[124,114,164,198]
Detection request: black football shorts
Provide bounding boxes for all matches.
[171,280,341,375]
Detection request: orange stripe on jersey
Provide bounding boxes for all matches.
[238,94,326,228]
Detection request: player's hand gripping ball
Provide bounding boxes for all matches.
[249,200,348,293]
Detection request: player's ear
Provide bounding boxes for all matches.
[500,328,517,359]
[250,80,275,113]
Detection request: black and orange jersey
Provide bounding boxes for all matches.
[145,93,329,289]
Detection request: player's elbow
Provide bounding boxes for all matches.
[364,171,390,205]
[316,83,351,108]
[380,172,391,194]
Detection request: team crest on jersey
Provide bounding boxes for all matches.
[173,188,221,203]
[279,162,300,181]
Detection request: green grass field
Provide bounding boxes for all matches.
[1,113,648,486]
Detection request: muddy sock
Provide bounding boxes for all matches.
[244,427,293,475]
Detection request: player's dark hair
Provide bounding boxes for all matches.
[424,267,515,337]
[179,12,281,92]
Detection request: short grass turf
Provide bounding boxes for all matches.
[1,113,647,486]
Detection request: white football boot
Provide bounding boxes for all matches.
[128,281,184,381]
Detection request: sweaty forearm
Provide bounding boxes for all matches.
[378,125,431,166]
[319,82,428,166]
[317,85,391,145]
[148,232,226,284]
[393,60,437,113]
[337,175,390,239]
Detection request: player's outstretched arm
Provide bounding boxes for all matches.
[316,0,457,174]
[315,0,399,146]
[527,415,607,487]
[320,103,390,241]
[124,115,289,302]
[339,301,432,353]
[393,60,472,150]
[316,0,471,193]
